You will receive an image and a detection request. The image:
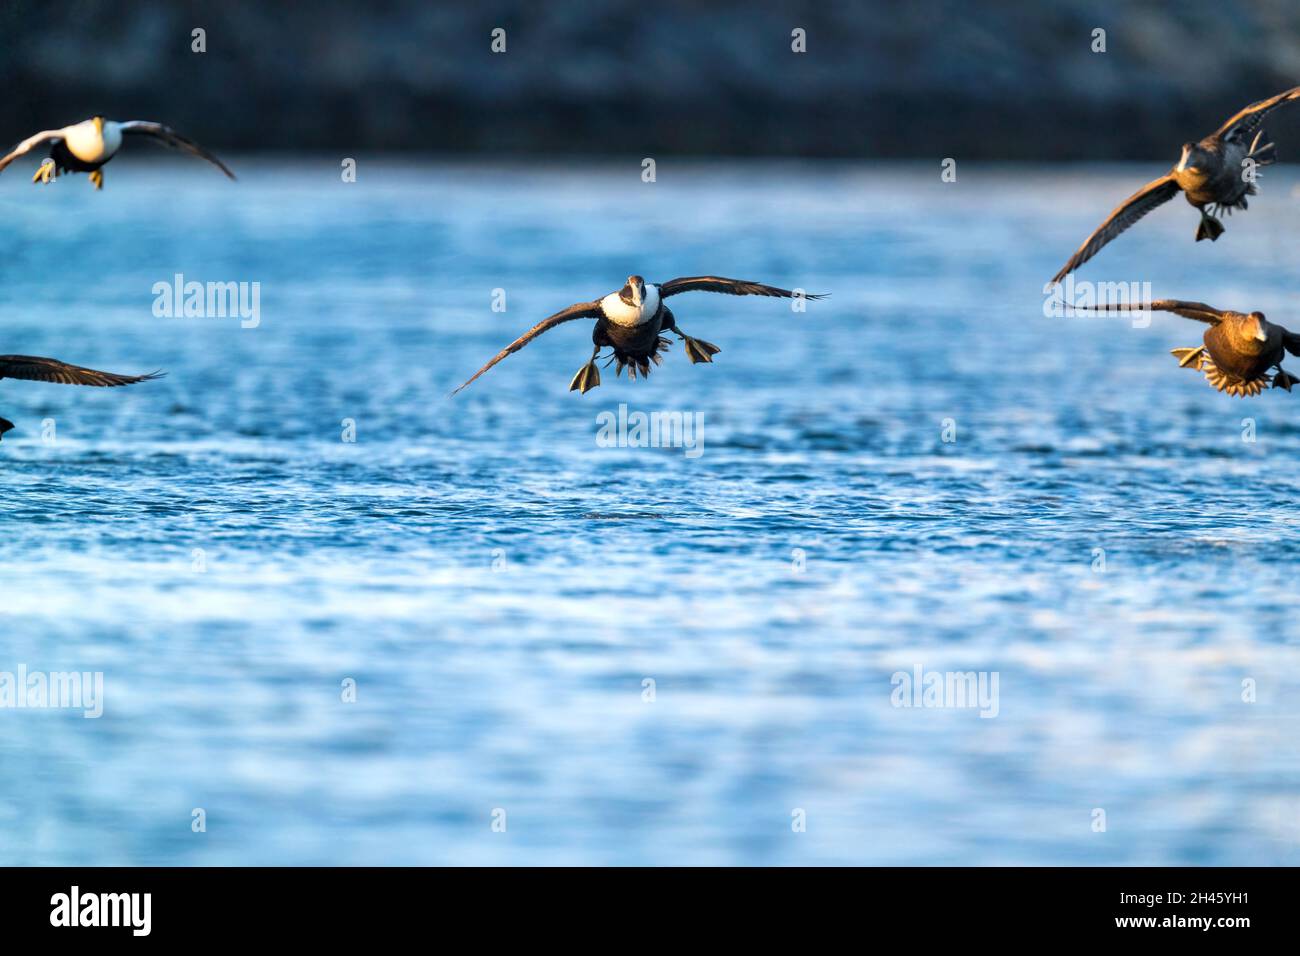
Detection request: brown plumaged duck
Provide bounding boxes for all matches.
[1050,87,1300,284]
[1078,300,1300,397]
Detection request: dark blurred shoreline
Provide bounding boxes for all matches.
[3,0,1299,160]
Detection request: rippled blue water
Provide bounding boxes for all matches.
[1,160,1299,865]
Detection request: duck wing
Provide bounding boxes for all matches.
[659,277,827,300]
[119,121,236,179]
[1072,300,1226,324]
[0,129,65,174]
[451,300,603,394]
[1281,328,1300,357]
[1214,87,1300,144]
[0,355,165,386]
[1049,175,1181,285]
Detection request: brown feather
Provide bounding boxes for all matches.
[1214,86,1300,142]
[120,121,236,180]
[0,355,164,387]
[1051,176,1182,284]
[451,300,603,394]
[659,276,827,300]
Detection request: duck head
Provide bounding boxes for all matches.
[1175,142,1212,175]
[1248,311,1270,342]
[620,275,646,308]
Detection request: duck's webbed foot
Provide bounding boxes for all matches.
[1195,211,1225,242]
[569,348,601,394]
[1171,346,1207,369]
[569,348,603,392]
[0,417,14,440]
[674,328,721,365]
[88,169,104,190]
[32,159,57,185]
[1272,367,1297,392]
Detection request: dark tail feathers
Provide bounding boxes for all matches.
[1248,130,1277,166]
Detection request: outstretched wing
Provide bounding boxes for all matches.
[1073,300,1225,324]
[1215,86,1300,143]
[1050,175,1181,285]
[0,129,64,174]
[1282,329,1300,358]
[451,301,603,395]
[119,121,236,179]
[659,276,827,300]
[0,355,166,386]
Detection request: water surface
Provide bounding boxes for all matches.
[1,160,1298,864]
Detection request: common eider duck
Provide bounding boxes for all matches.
[1050,87,1300,284]
[0,356,164,439]
[1079,300,1300,397]
[0,117,234,189]
[452,275,827,395]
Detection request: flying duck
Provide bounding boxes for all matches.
[0,356,164,439]
[0,117,234,189]
[1050,87,1300,284]
[1078,300,1300,397]
[452,275,827,395]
